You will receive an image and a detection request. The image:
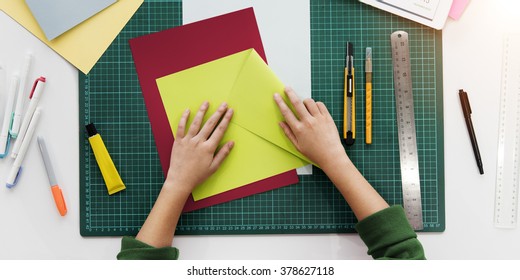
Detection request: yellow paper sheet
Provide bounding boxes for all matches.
[156,49,311,201]
[0,0,143,74]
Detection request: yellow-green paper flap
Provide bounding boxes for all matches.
[227,49,309,161]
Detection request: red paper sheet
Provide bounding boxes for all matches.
[129,7,298,212]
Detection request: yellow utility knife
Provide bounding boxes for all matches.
[344,42,355,145]
[365,47,372,144]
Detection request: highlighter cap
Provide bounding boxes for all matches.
[86,123,98,137]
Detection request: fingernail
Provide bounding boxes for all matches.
[274,93,280,99]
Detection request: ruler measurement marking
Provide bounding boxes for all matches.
[391,31,424,230]
[84,75,92,231]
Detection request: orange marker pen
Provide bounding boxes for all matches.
[37,136,67,216]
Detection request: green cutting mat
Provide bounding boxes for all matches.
[79,0,444,236]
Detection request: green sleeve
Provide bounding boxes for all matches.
[116,236,179,260]
[355,205,426,260]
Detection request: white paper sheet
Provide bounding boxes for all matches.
[359,0,453,29]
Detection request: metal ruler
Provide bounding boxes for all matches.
[390,31,424,230]
[495,35,520,228]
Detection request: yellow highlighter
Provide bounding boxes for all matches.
[86,123,126,195]
[344,42,355,145]
[365,47,373,144]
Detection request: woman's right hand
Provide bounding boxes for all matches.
[273,87,349,171]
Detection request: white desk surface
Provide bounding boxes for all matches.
[1,0,520,260]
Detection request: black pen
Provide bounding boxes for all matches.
[459,89,484,174]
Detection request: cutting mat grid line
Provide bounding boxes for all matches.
[79,0,444,236]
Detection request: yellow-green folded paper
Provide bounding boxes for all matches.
[156,49,311,201]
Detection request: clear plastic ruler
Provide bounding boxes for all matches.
[390,31,424,230]
[495,34,520,228]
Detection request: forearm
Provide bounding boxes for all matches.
[321,154,389,221]
[135,179,191,248]
[118,101,233,259]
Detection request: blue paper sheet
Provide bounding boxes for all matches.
[25,0,117,40]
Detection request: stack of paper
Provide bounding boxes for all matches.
[130,8,311,211]
[0,0,143,73]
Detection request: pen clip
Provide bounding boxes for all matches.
[6,166,22,189]
[29,77,46,99]
[465,94,472,115]
[8,112,17,138]
[0,136,11,158]
[459,89,472,116]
